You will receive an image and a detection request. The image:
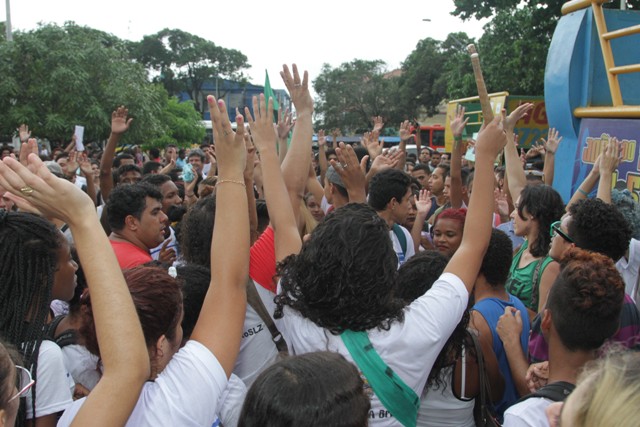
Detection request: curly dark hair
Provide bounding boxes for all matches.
[180,195,216,268]
[567,198,632,261]
[479,229,513,287]
[518,184,564,257]
[547,248,624,352]
[395,250,471,389]
[274,203,404,334]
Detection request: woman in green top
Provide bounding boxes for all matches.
[506,184,565,320]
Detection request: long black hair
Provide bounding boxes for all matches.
[275,203,404,334]
[0,210,62,424]
[517,184,564,257]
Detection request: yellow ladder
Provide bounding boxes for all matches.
[563,0,640,117]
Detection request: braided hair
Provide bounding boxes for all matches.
[0,210,61,424]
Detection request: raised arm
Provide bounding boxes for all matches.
[0,151,148,427]
[276,107,293,164]
[596,137,621,204]
[503,104,533,203]
[565,155,600,212]
[317,129,329,184]
[100,107,132,202]
[449,107,469,209]
[78,152,97,206]
[190,96,249,377]
[330,142,368,203]
[280,64,314,232]
[541,128,562,186]
[244,134,259,245]
[247,94,301,262]
[444,115,507,290]
[412,189,432,253]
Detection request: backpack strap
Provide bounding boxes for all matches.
[245,276,288,354]
[392,224,407,257]
[44,315,67,341]
[530,257,546,310]
[341,329,419,427]
[517,381,575,403]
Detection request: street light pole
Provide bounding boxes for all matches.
[5,0,13,41]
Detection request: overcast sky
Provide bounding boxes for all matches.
[2,0,487,90]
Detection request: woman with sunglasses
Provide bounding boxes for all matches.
[0,142,150,427]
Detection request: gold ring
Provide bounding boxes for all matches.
[20,186,34,196]
[223,130,231,136]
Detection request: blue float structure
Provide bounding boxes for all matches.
[545,0,640,201]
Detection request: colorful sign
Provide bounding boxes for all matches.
[507,96,549,149]
[572,118,640,201]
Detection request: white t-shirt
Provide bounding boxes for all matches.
[503,397,553,427]
[61,344,101,391]
[57,340,228,427]
[390,224,415,266]
[617,238,640,300]
[269,272,469,427]
[233,283,279,387]
[26,340,74,419]
[215,373,247,427]
[150,226,179,262]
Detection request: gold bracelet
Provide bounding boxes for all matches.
[217,179,246,188]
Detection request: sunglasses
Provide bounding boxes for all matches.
[550,220,574,243]
[8,365,35,402]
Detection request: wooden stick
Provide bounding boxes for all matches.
[467,44,494,123]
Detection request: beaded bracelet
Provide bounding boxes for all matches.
[217,179,246,188]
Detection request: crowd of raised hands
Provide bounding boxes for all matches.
[0,60,635,427]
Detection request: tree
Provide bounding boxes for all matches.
[397,38,448,118]
[313,60,402,134]
[147,97,205,149]
[130,29,250,112]
[438,32,477,99]
[0,23,167,146]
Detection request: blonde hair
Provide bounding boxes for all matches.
[569,351,640,426]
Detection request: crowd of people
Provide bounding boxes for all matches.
[0,63,639,427]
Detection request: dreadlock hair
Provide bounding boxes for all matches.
[0,210,62,424]
[275,203,405,334]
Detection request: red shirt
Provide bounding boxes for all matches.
[110,240,152,270]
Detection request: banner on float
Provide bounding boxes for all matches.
[572,118,640,201]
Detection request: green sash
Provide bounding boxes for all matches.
[341,329,419,427]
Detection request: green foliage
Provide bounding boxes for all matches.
[478,8,549,96]
[313,60,402,134]
[129,28,250,112]
[0,22,166,146]
[146,97,205,149]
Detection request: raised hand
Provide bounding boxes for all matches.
[598,136,622,175]
[415,189,432,218]
[111,106,133,135]
[330,142,368,203]
[67,150,80,175]
[207,95,246,177]
[372,116,385,133]
[475,115,507,160]
[541,127,562,155]
[450,106,469,138]
[504,103,533,132]
[277,107,294,140]
[18,124,31,143]
[361,130,383,159]
[244,133,257,180]
[245,94,277,155]
[79,153,93,177]
[18,138,39,168]
[317,129,327,147]
[399,120,414,143]
[0,154,93,225]
[158,240,177,264]
[280,64,313,116]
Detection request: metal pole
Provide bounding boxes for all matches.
[5,0,13,41]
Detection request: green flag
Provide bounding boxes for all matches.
[264,70,280,111]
